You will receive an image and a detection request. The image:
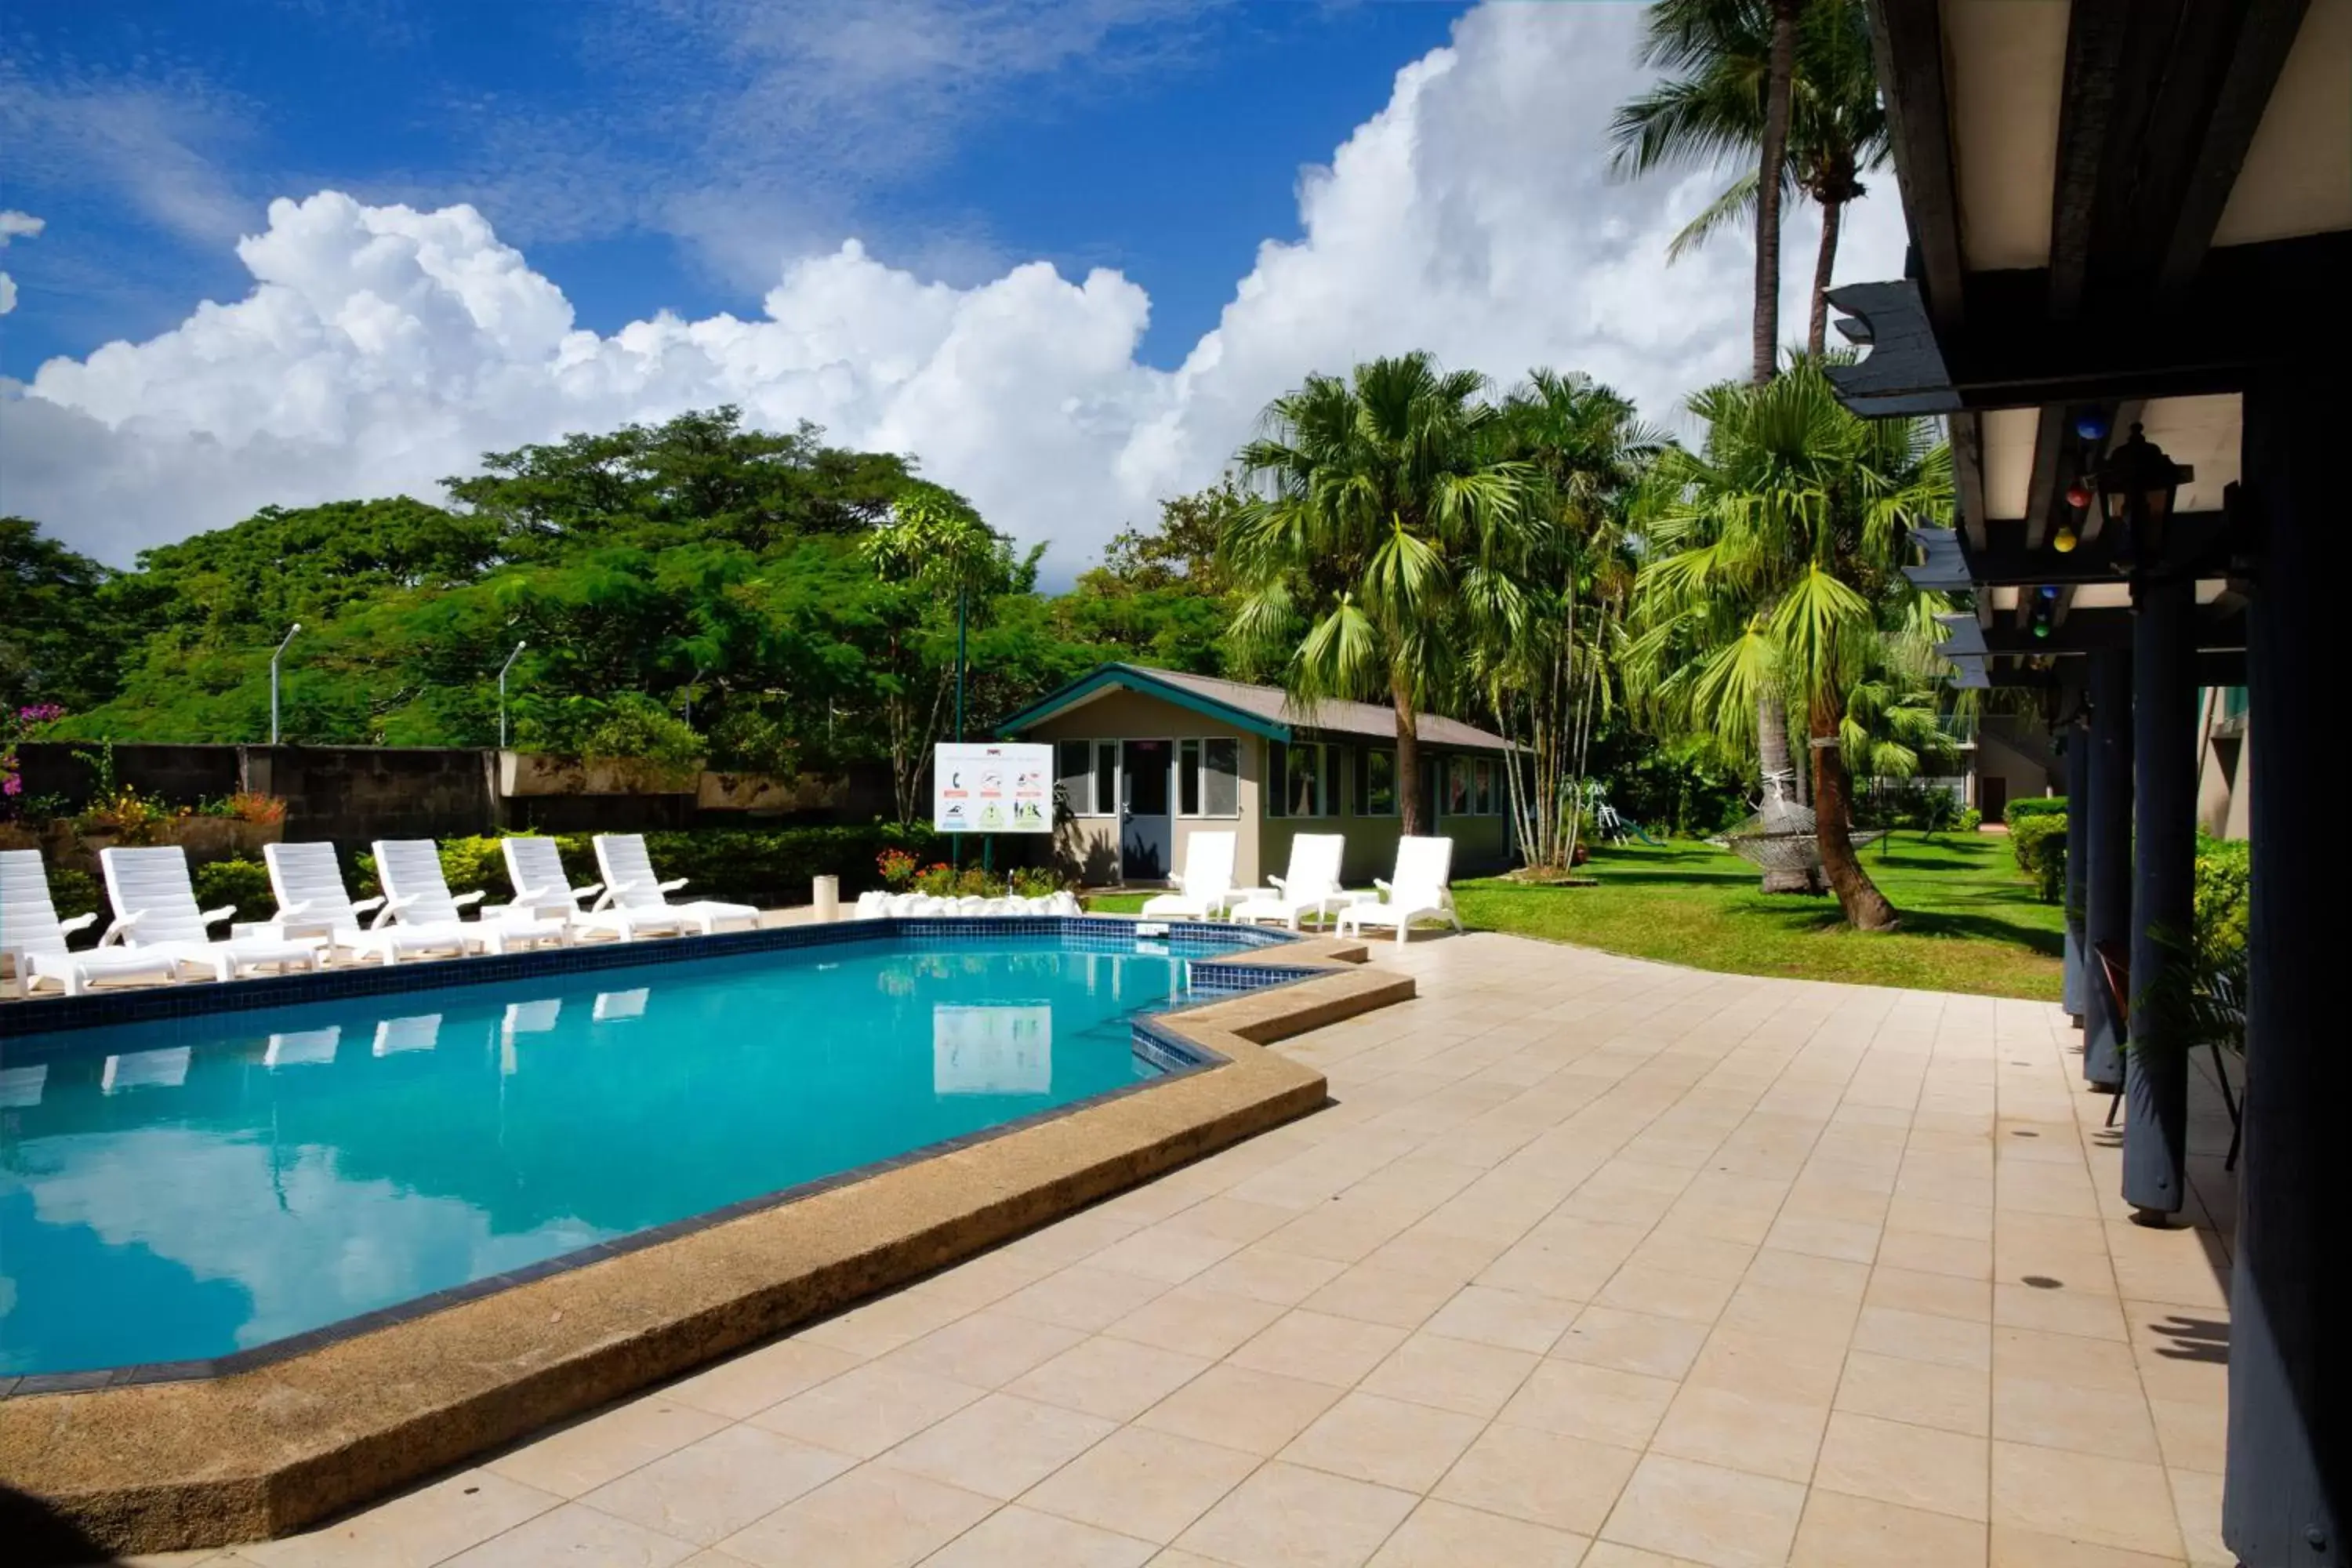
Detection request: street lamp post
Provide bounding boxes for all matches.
[497,641,528,749]
[270,623,302,746]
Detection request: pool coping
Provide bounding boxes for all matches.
[0,920,1413,1557]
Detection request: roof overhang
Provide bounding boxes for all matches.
[996,665,1292,742]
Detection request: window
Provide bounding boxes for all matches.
[1179,739,1201,815]
[1175,738,1241,818]
[1266,740,1330,818]
[1057,740,1093,816]
[1474,758,1494,815]
[1446,757,1472,818]
[1357,746,1396,816]
[1092,742,1119,818]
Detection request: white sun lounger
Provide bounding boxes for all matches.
[1336,836,1465,944]
[97,846,325,984]
[503,837,688,941]
[1,849,181,996]
[592,833,760,935]
[263,841,474,964]
[1139,830,1238,920]
[1229,833,1351,931]
[371,840,571,954]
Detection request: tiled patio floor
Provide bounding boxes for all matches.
[147,932,2238,1568]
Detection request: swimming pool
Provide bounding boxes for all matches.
[0,927,1263,1379]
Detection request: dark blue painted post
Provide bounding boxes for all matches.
[2082,649,2132,1090]
[2062,721,2088,1023]
[2122,575,2194,1220]
[2223,368,2343,1566]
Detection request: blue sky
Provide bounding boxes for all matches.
[1,0,1471,379]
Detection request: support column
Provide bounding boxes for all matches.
[2122,574,2194,1219]
[2223,366,2345,1567]
[2062,720,2088,1023]
[2082,650,2132,1091]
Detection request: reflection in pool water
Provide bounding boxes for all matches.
[0,935,1229,1376]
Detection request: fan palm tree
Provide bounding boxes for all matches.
[1650,0,1889,357]
[1223,353,1539,836]
[1612,0,1808,386]
[1625,356,1952,931]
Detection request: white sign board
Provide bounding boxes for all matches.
[934,742,1054,833]
[933,1004,1053,1094]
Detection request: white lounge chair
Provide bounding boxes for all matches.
[592,833,760,935]
[503,837,688,942]
[1139,830,1238,921]
[371,840,571,954]
[1337,836,1465,944]
[0,849,181,996]
[97,846,325,983]
[1229,833,1351,931]
[263,841,475,964]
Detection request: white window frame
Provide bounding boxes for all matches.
[1177,736,1243,819]
[1357,746,1397,818]
[1268,739,1336,819]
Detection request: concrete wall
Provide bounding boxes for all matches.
[1973,717,2062,820]
[2196,691,2251,840]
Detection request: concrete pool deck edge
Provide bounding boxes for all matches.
[0,935,1409,1558]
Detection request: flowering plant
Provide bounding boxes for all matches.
[877,847,920,889]
[1,704,66,806]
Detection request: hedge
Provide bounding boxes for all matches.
[354,825,942,909]
[2003,795,2067,826]
[2011,811,2067,902]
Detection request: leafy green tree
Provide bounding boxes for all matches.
[1224,353,1539,835]
[0,517,126,713]
[1627,355,1952,930]
[1055,483,1249,674]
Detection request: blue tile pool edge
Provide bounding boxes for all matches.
[0,915,1299,1039]
[0,920,1327,1396]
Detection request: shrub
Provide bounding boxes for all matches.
[197,791,289,824]
[1007,865,1067,898]
[47,866,101,926]
[2193,833,2250,976]
[877,847,920,890]
[2009,811,2067,902]
[193,857,277,922]
[1955,807,1983,833]
[2004,795,2067,826]
[357,824,941,908]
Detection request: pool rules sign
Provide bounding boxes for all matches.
[933,742,1054,834]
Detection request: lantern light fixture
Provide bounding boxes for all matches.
[2099,423,2192,586]
[2074,411,2110,443]
[2065,481,2093,510]
[2053,525,2079,554]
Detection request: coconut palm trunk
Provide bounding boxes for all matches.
[1751,0,1801,383]
[1811,696,1899,930]
[1393,666,1426,836]
[1807,197,1843,356]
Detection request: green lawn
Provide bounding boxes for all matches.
[1090,834,2064,1000]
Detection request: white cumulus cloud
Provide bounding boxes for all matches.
[0,2,1907,577]
[0,209,45,315]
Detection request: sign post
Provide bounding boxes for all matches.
[934,743,1054,877]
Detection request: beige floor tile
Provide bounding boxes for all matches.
[485,1400,730,1497]
[1884,1199,1996,1243]
[880,1392,1116,1501]
[1497,1359,1677,1450]
[1866,1264,1993,1323]
[883,1310,1089,1388]
[1363,1224,1516,1284]
[997,1265,1174,1331]
[1134,1363,1345,1456]
[748,1363,987,1459]
[1714,1282,1861,1347]
[920,1504,1155,1567]
[1789,1490,1987,1567]
[1682,1328,1849,1406]
[1301,1262,1465,1330]
[1650,1383,1828,1483]
[1104,1281,1288,1359]
[1552,1306,1711,1380]
[1020,1426,1258,1544]
[1834,1349,1990,1436]
[717,1464,996,1568]
[797,1289,974,1357]
[2147,1394,2227,1474]
[1813,1410,1990,1521]
[1173,1460,1419,1568]
[1875,1228,1994,1280]
[1432,1423,1640,1534]
[1279,1390,1484,1491]
[1994,1283,2130,1341]
[2168,1464,2227,1566]
[1625,1230,1759,1283]
[1988,1524,2187,1567]
[1191,1246,1348,1306]
[1994,1374,2163,1463]
[2101,1221,2230,1311]
[1741,1247,1872,1305]
[1425,1283,1582,1355]
[1159,1196,1307,1245]
[1226,1308,1410,1388]
[1007,1335,1210,1423]
[1600,1453,1808,1568]
[1991,1443,2185,1559]
[1763,1215,1884,1265]
[1357,1330,1539,1417]
[582,1425,855,1544]
[1594,1263,1738,1325]
[1368,1497,1591,1566]
[1993,1327,2145,1394]
[1581,1544,1711,1568]
[662,1338,866,1421]
[1853,1304,1993,1371]
[439,1502,697,1568]
[1089,1225,1248,1285]
[238,1468,563,1568]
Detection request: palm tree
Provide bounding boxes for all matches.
[1650,0,1888,356]
[1625,356,1952,931]
[1224,354,1538,837]
[1613,0,1807,386]
[864,481,1007,823]
[1481,371,1666,869]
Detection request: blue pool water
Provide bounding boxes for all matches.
[0,933,1244,1377]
